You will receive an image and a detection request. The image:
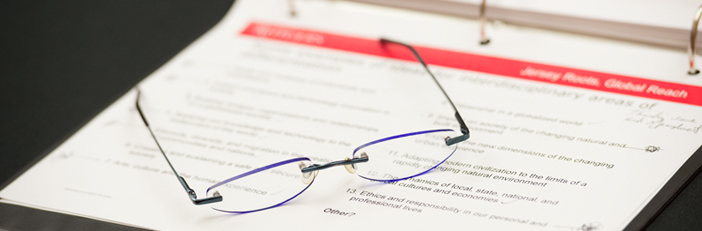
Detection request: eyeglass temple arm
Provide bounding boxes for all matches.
[135,89,223,205]
[379,38,470,146]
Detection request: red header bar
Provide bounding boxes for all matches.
[241,22,702,107]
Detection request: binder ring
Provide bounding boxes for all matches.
[289,0,296,17]
[688,5,702,75]
[479,0,490,45]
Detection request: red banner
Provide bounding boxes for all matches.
[241,22,702,107]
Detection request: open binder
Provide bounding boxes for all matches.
[1,0,701,230]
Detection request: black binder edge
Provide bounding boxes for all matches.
[0,86,147,231]
[0,203,148,231]
[0,0,236,229]
[0,87,135,191]
[625,145,702,230]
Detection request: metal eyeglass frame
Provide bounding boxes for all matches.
[134,38,470,208]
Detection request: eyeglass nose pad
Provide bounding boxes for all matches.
[343,157,357,174]
[299,162,316,185]
[347,152,368,174]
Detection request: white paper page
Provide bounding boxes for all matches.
[2,0,702,230]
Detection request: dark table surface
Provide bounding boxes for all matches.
[1,1,701,230]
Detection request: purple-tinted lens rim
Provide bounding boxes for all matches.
[207,157,314,213]
[352,129,458,183]
[207,129,458,213]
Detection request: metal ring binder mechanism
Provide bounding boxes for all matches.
[287,0,491,45]
[479,0,490,45]
[288,0,296,17]
[689,5,702,75]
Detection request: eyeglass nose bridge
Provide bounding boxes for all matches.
[299,154,369,176]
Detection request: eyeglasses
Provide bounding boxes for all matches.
[135,38,470,213]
